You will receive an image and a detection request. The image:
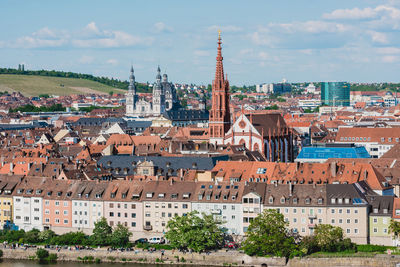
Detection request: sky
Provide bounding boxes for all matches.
[1,0,400,85]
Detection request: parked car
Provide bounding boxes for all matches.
[148,237,164,244]
[134,238,148,244]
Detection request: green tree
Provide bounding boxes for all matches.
[90,217,112,246]
[36,248,49,261]
[241,209,297,258]
[389,219,400,239]
[314,224,354,252]
[165,211,224,252]
[109,91,114,96]
[24,229,40,244]
[109,224,131,248]
[38,229,56,243]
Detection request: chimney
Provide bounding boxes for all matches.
[9,163,13,173]
[244,181,248,186]
[330,162,336,177]
[289,182,293,196]
[170,179,174,185]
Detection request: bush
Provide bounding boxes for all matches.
[357,244,394,253]
[107,256,116,262]
[0,249,3,258]
[36,248,49,260]
[48,253,58,262]
[83,256,94,262]
[95,258,101,263]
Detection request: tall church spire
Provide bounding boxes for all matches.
[215,30,224,86]
[209,31,231,145]
[128,65,135,93]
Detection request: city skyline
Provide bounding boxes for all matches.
[1,0,400,85]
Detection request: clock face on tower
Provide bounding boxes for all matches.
[239,120,246,129]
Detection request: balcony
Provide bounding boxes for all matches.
[211,209,221,215]
[308,223,316,228]
[308,214,317,219]
[143,225,153,231]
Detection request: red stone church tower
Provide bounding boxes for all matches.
[209,32,231,145]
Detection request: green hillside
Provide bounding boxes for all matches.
[0,74,126,96]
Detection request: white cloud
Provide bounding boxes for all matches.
[382,55,399,63]
[79,55,94,64]
[258,52,269,60]
[14,36,67,48]
[2,22,152,49]
[153,22,173,33]
[207,25,243,33]
[72,30,149,48]
[269,21,349,34]
[368,31,389,44]
[106,59,118,65]
[32,27,58,38]
[323,7,378,20]
[84,22,101,35]
[194,50,210,57]
[377,47,400,54]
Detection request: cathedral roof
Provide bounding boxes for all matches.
[164,109,209,122]
[244,113,288,137]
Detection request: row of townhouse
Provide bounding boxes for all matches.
[0,176,397,245]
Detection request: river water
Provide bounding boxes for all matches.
[0,260,174,267]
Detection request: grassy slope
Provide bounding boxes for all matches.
[0,74,126,96]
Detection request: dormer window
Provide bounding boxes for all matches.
[36,189,42,195]
[345,198,349,204]
[17,189,24,194]
[223,194,228,200]
[27,189,33,194]
[57,192,62,197]
[158,193,165,198]
[198,193,203,200]
[318,198,323,204]
[338,198,343,204]
[122,193,127,199]
[47,191,52,196]
[331,198,336,204]
[110,193,116,198]
[95,193,102,199]
[85,193,90,198]
[305,198,311,204]
[171,193,178,199]
[269,196,274,204]
[383,208,388,214]
[183,193,190,199]
[146,192,153,198]
[66,192,72,197]
[293,198,298,204]
[280,197,285,204]
[373,208,378,213]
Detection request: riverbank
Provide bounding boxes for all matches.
[1,247,400,267]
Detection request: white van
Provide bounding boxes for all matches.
[148,237,164,244]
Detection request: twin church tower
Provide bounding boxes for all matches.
[125,31,230,138]
[125,66,178,117]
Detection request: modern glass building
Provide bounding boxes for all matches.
[321,82,350,106]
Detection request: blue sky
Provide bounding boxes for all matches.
[1,0,400,85]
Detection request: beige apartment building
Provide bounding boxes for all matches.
[141,180,196,237]
[103,180,144,240]
[262,183,369,244]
